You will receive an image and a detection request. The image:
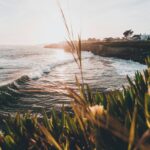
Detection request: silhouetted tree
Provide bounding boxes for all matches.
[132,34,141,40]
[88,38,96,41]
[104,37,114,42]
[123,29,134,39]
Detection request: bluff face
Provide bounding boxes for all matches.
[45,41,150,64]
[71,41,150,64]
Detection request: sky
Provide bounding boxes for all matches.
[0,0,150,45]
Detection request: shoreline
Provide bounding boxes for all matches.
[45,41,150,64]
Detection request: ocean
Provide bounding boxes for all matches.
[0,45,147,115]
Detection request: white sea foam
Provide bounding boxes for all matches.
[111,58,147,76]
[29,71,43,80]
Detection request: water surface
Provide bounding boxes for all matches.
[0,46,146,114]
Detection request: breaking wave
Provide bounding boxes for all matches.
[0,75,30,105]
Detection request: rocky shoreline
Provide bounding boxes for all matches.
[45,41,150,64]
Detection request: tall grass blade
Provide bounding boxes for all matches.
[145,94,150,128]
[38,124,62,150]
[128,101,138,150]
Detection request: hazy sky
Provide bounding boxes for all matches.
[0,0,150,45]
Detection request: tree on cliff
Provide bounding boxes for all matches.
[123,29,134,39]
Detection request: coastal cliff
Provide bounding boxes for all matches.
[45,41,150,64]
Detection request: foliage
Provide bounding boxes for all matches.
[0,110,94,150]
[123,29,134,39]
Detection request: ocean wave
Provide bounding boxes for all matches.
[28,55,93,80]
[0,51,93,106]
[0,58,81,104]
[0,75,29,105]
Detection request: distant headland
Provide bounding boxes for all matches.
[45,30,150,64]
